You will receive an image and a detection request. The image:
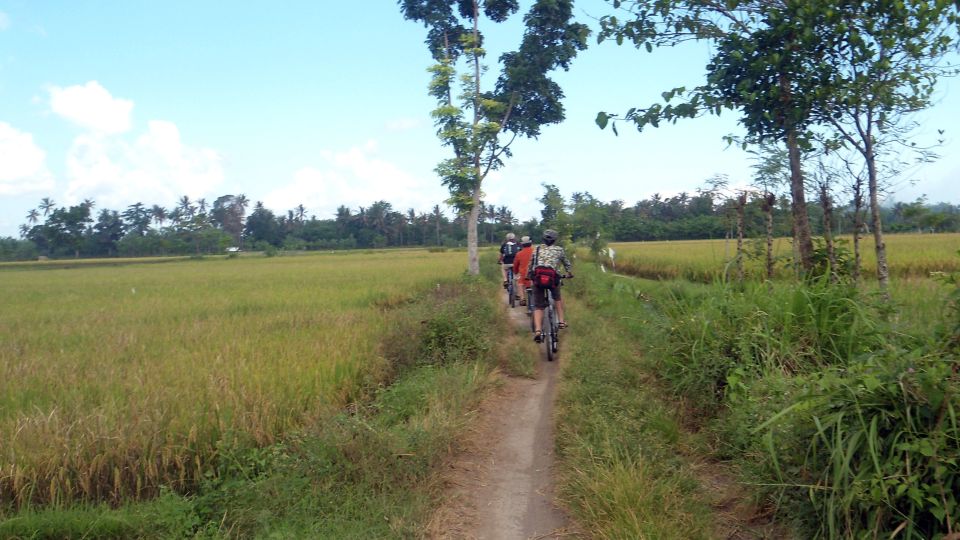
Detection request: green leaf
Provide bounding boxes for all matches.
[596,112,609,129]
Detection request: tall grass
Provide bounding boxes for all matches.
[610,233,960,282]
[573,251,960,537]
[0,250,464,508]
[1,276,512,537]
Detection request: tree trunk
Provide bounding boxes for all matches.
[786,128,814,274]
[736,192,746,283]
[764,192,775,280]
[865,142,890,291]
[467,191,481,275]
[852,182,864,284]
[820,183,836,281]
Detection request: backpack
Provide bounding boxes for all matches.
[531,245,559,287]
[502,241,519,257]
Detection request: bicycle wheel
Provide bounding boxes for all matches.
[508,275,515,308]
[545,303,556,362]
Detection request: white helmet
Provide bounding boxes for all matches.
[506,233,516,240]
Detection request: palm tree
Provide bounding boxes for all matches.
[295,204,306,223]
[197,198,208,214]
[433,204,442,246]
[235,194,249,247]
[82,198,95,211]
[178,196,195,219]
[26,209,40,225]
[151,205,168,229]
[39,197,55,216]
[18,224,30,238]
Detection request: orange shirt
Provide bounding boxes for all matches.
[512,246,534,287]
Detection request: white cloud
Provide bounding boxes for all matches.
[49,81,133,134]
[0,12,10,31]
[264,141,447,218]
[0,122,54,195]
[63,120,224,208]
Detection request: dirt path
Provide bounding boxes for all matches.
[427,306,577,539]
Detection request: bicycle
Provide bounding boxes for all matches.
[505,266,516,308]
[526,287,535,327]
[539,274,570,362]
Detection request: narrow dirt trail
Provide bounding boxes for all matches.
[427,305,578,539]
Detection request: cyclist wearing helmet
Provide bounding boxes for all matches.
[512,235,534,305]
[526,229,573,342]
[498,232,520,289]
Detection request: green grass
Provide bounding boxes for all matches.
[554,273,717,539]
[1,272,512,538]
[609,233,960,281]
[0,249,466,508]
[565,248,960,538]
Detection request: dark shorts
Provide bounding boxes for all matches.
[533,283,561,309]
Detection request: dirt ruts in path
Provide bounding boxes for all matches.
[426,306,578,539]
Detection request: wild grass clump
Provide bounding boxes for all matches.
[568,258,960,538]
[654,276,884,409]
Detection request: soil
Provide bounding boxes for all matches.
[426,305,578,539]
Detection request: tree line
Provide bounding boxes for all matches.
[3,185,957,262]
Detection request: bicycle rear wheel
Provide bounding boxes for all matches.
[545,304,556,362]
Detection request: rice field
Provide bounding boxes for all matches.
[0,250,464,508]
[608,233,960,282]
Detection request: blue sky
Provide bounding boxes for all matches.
[1,1,958,237]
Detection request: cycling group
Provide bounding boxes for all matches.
[498,229,573,357]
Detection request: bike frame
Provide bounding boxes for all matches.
[541,277,562,361]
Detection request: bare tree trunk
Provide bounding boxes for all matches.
[786,128,814,274]
[467,191,481,275]
[852,182,864,284]
[820,183,836,281]
[736,192,746,283]
[763,192,775,280]
[865,143,889,291]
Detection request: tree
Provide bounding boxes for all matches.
[122,203,151,237]
[399,0,589,274]
[539,183,570,239]
[750,144,789,280]
[26,209,40,225]
[596,0,819,271]
[93,209,125,256]
[802,0,958,290]
[39,197,55,216]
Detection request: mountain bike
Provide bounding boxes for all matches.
[540,275,570,362]
[505,266,516,308]
[526,287,535,329]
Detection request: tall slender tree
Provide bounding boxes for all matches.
[399,0,589,274]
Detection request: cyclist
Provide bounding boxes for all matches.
[527,229,573,342]
[498,232,520,289]
[511,235,534,306]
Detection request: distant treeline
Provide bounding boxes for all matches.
[2,188,958,261]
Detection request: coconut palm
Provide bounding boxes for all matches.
[26,209,40,225]
[151,205,168,229]
[39,197,55,216]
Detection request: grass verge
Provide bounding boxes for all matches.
[554,274,717,539]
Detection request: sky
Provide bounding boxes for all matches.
[0,1,958,238]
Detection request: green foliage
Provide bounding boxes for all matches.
[652,277,884,408]
[778,352,960,538]
[555,277,715,538]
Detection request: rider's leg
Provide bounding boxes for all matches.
[532,285,547,334]
[555,299,565,325]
